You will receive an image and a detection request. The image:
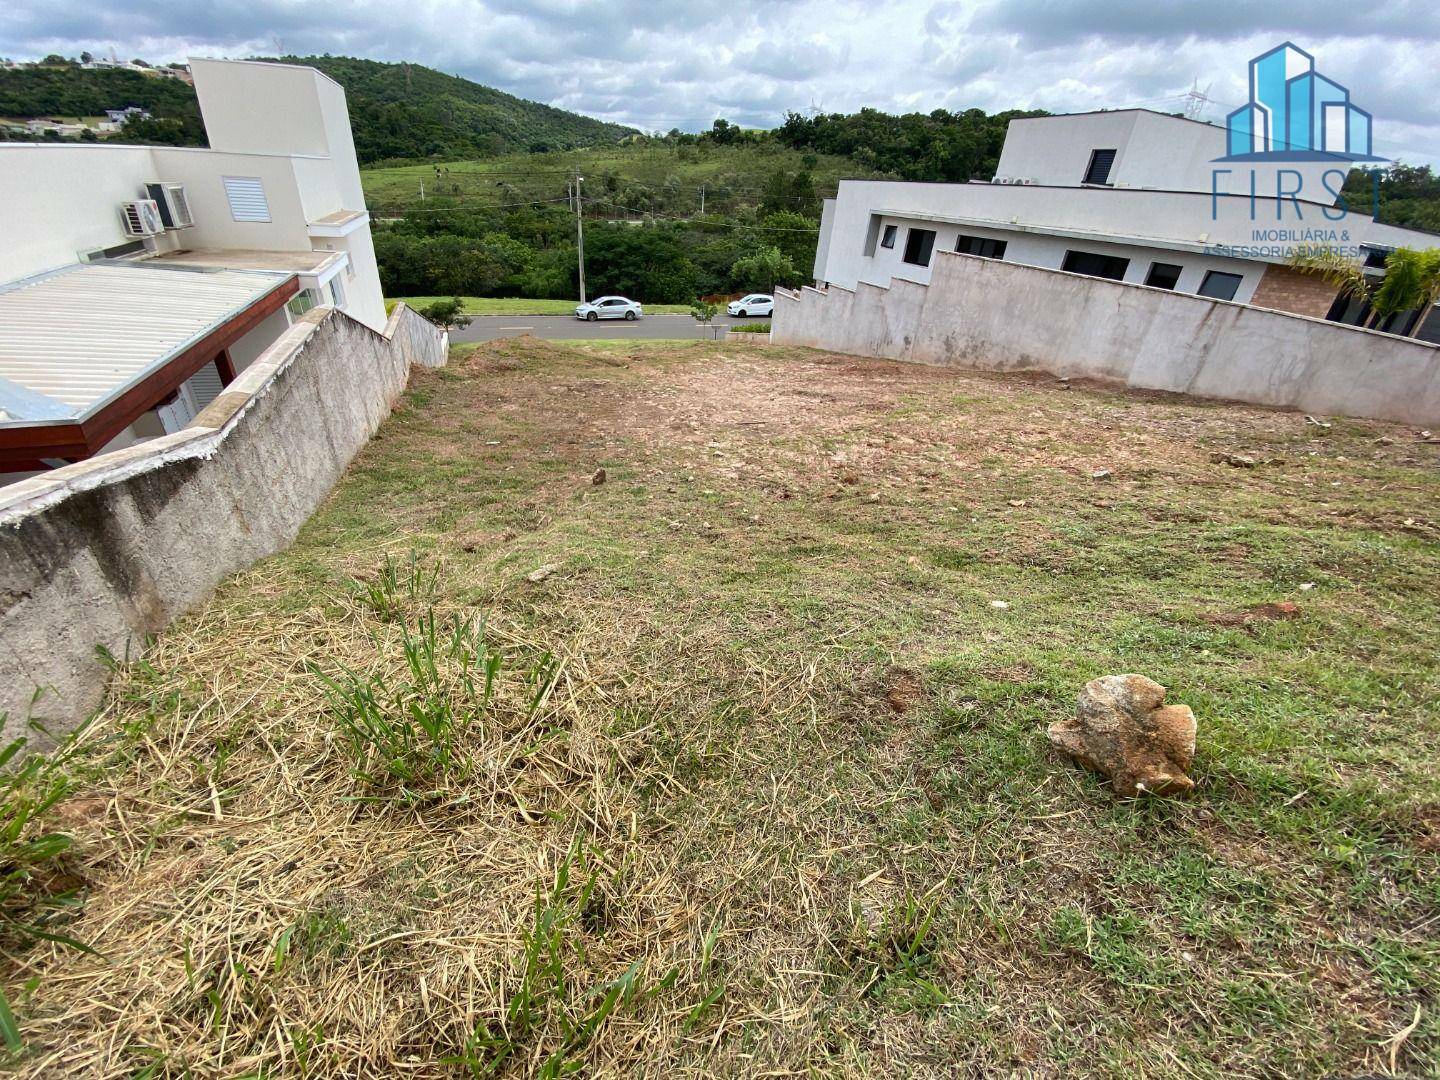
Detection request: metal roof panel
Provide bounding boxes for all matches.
[0,262,289,422]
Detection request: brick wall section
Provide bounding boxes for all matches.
[1248,265,1339,318]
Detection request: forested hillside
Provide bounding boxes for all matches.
[0,61,204,144]
[270,55,635,162]
[774,106,1047,181]
[0,54,634,162]
[1343,163,1440,234]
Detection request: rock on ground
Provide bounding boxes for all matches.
[1049,674,1197,797]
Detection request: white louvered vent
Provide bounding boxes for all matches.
[146,182,194,228]
[120,199,164,237]
[222,176,271,222]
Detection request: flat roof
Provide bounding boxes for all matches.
[1006,108,1222,131]
[0,262,291,424]
[152,248,345,274]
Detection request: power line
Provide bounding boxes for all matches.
[370,194,577,214]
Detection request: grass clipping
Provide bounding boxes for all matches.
[5,557,742,1077]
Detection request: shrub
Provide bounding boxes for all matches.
[418,297,473,330]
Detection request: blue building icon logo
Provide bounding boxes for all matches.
[1220,42,1384,162]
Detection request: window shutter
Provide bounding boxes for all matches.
[1083,149,1117,186]
[222,176,271,222]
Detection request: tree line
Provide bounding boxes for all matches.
[374,170,822,302]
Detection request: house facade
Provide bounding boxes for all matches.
[0,58,387,479]
[812,109,1440,341]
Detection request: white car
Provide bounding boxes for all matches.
[727,293,774,318]
[575,296,643,321]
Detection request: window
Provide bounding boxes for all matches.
[1061,249,1130,281]
[1363,247,1391,269]
[902,228,936,266]
[879,224,898,249]
[222,176,271,222]
[329,275,347,310]
[1197,271,1244,301]
[1083,148,1117,186]
[1144,262,1183,290]
[286,288,321,318]
[955,234,1007,259]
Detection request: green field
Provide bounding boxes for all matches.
[361,141,883,216]
[389,296,697,316]
[10,338,1436,1076]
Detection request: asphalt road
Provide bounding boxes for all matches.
[450,313,763,342]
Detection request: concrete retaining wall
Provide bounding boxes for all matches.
[774,251,1440,426]
[0,304,447,743]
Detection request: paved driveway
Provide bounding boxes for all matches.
[450,313,761,342]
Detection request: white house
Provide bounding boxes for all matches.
[812,109,1440,340]
[0,58,387,479]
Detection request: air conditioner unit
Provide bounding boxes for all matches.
[144,182,194,229]
[121,199,165,237]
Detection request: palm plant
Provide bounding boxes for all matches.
[1288,244,1440,336]
[1370,247,1440,325]
[1287,244,1369,310]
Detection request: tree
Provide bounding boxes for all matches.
[1370,247,1440,326]
[731,246,798,293]
[417,297,472,329]
[79,52,93,64]
[582,224,699,303]
[1289,244,1440,336]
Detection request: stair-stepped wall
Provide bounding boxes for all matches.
[0,304,448,744]
[774,250,1440,426]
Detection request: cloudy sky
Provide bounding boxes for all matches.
[4,0,1440,165]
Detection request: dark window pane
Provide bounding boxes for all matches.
[1197,271,1244,301]
[956,234,1007,259]
[1083,148,1117,185]
[1145,262,1183,290]
[1363,248,1391,269]
[902,228,936,266]
[1061,249,1130,281]
[880,224,898,249]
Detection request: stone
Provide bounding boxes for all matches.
[1210,452,1257,468]
[591,467,607,486]
[526,563,560,583]
[1049,674,1196,797]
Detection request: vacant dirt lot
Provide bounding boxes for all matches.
[5,338,1438,1077]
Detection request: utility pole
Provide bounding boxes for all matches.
[419,180,425,202]
[573,172,587,304]
[700,184,705,214]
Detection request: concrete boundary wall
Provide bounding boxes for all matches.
[774,251,1440,426]
[0,303,447,743]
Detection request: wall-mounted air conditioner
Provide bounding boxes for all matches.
[120,199,165,237]
[144,182,194,229]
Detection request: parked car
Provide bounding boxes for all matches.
[727,293,774,318]
[575,296,643,321]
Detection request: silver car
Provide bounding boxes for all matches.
[575,296,643,321]
[727,293,774,318]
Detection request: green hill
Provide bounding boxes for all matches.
[0,55,635,163]
[269,56,636,163]
[0,62,204,144]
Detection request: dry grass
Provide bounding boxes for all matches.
[2,337,1437,1077]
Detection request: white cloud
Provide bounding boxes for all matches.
[2,0,1437,164]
